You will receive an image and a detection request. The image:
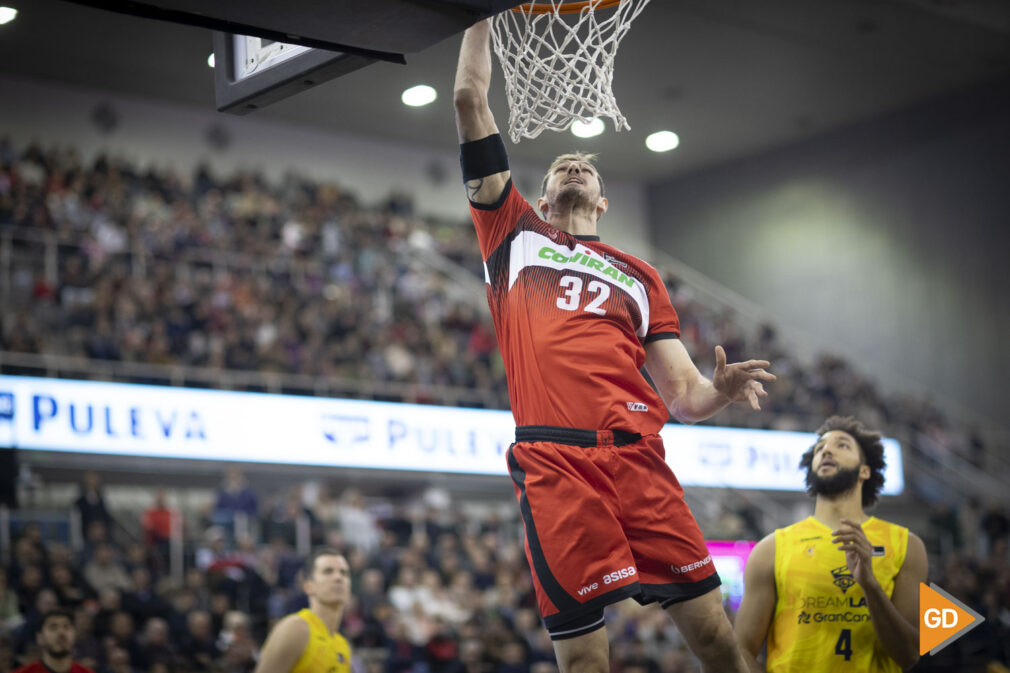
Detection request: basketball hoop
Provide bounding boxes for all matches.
[490,0,651,143]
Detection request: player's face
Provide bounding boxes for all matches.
[544,160,603,209]
[811,430,862,475]
[37,616,75,657]
[808,430,870,498]
[305,554,351,607]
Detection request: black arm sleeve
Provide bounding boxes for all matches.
[460,133,509,182]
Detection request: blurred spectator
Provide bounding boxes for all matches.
[335,489,380,555]
[930,502,961,555]
[217,611,257,673]
[72,612,102,671]
[18,525,48,567]
[15,588,58,654]
[101,647,132,673]
[49,564,90,611]
[122,568,168,623]
[92,589,123,641]
[262,491,310,549]
[74,472,112,540]
[105,612,143,669]
[82,522,113,565]
[12,608,95,673]
[959,497,983,558]
[10,537,45,589]
[0,568,24,634]
[165,590,197,642]
[14,568,46,618]
[136,617,176,672]
[140,489,175,568]
[982,504,1009,555]
[214,468,259,532]
[181,610,219,670]
[83,544,132,595]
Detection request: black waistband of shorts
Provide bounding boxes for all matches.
[515,425,643,448]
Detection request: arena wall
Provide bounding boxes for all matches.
[647,78,1010,426]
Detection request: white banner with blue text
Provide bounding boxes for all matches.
[0,376,902,493]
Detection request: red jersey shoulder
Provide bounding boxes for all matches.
[14,663,95,673]
[469,181,542,259]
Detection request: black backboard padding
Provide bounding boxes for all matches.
[67,0,526,55]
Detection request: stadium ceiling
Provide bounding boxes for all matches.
[1,0,1009,180]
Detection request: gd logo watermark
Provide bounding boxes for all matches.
[919,583,985,656]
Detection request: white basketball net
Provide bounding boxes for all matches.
[489,0,651,143]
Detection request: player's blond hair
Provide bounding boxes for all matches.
[540,152,605,197]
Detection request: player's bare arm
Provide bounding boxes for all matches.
[253,615,310,673]
[832,521,927,670]
[734,533,776,673]
[453,19,510,205]
[644,341,774,424]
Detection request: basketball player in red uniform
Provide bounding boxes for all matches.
[454,19,774,673]
[13,609,95,673]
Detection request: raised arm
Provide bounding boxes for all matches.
[644,340,774,424]
[453,19,510,205]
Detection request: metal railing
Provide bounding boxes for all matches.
[0,349,505,409]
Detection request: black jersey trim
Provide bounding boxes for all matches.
[644,332,680,343]
[574,234,601,241]
[648,571,723,608]
[469,178,513,211]
[543,582,642,629]
[515,425,642,448]
[547,610,606,641]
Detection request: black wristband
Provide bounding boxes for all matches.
[460,133,509,182]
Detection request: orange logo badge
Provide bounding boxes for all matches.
[919,583,985,655]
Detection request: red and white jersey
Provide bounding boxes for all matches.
[470,181,680,435]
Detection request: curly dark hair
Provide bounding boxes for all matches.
[799,415,887,508]
[37,608,75,633]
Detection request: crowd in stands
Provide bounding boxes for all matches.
[0,138,499,406]
[0,136,1005,479]
[1,469,1009,672]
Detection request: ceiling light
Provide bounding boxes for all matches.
[207,53,215,68]
[401,84,437,107]
[646,130,680,152]
[0,7,18,24]
[570,118,604,138]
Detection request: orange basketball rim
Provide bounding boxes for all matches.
[511,0,625,14]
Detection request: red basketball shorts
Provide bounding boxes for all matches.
[506,425,721,631]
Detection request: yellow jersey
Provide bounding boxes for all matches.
[766,516,907,673]
[290,608,352,673]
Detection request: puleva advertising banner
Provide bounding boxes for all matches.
[0,375,902,493]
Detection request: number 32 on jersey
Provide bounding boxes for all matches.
[557,275,610,315]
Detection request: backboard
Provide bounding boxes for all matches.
[67,0,525,113]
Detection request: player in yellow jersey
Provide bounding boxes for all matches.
[734,416,928,672]
[254,549,352,673]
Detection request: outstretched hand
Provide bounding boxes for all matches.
[712,345,775,411]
